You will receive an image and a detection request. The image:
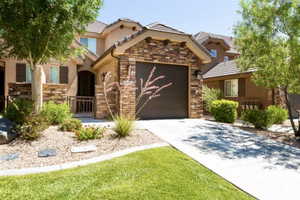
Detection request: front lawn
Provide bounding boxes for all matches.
[0,147,254,200]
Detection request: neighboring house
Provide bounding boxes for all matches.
[198,32,300,116]
[0,18,212,119]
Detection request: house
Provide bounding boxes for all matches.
[197,32,296,114]
[0,18,212,119]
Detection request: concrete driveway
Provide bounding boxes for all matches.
[136,119,300,200]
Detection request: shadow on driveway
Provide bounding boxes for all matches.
[183,122,300,170]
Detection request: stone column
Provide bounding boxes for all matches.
[189,67,203,118]
[119,56,136,119]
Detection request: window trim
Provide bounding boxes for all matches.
[224,79,239,97]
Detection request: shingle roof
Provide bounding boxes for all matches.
[147,22,186,34]
[203,60,255,79]
[86,21,107,33]
[194,32,238,54]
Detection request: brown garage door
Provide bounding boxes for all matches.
[136,62,188,119]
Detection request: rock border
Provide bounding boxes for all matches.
[0,143,169,176]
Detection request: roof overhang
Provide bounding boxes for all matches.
[101,20,143,37]
[203,37,231,51]
[93,29,211,70]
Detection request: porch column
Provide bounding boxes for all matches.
[119,56,136,119]
[189,67,203,118]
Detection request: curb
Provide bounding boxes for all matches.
[0,143,169,176]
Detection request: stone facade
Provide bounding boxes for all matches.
[95,84,118,119]
[8,83,68,103]
[117,38,204,118]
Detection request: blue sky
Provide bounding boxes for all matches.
[97,0,241,36]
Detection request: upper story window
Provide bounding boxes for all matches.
[209,49,218,57]
[50,66,59,84]
[80,38,97,54]
[224,79,238,97]
[224,56,229,62]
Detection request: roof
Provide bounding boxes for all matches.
[147,22,186,34]
[86,21,107,33]
[92,27,212,68]
[203,60,256,79]
[194,32,239,54]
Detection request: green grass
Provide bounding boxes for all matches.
[0,147,254,200]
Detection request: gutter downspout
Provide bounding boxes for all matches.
[110,49,121,114]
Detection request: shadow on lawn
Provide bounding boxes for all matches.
[183,121,300,170]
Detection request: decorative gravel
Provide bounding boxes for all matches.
[0,126,162,170]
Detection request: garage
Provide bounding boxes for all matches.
[136,62,188,119]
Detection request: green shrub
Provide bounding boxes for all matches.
[113,116,135,137]
[267,105,288,124]
[41,101,72,125]
[211,100,239,123]
[202,86,222,112]
[75,127,105,141]
[13,114,49,141]
[59,118,82,132]
[4,99,34,125]
[241,109,273,129]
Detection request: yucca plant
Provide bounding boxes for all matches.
[113,115,135,137]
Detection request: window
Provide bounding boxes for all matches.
[224,79,238,97]
[50,66,59,84]
[209,49,217,57]
[25,65,32,83]
[224,56,229,62]
[80,37,97,54]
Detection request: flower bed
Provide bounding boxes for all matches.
[0,126,162,170]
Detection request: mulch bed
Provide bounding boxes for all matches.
[0,126,162,170]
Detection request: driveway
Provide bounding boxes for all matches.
[136,119,300,200]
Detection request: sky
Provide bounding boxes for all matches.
[97,0,241,36]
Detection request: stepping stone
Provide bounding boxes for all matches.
[71,145,97,153]
[0,153,19,161]
[0,118,17,145]
[38,149,57,158]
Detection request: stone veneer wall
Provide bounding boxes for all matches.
[118,39,204,118]
[95,84,118,119]
[8,83,68,103]
[274,88,286,108]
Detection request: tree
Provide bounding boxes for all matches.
[0,0,102,112]
[234,0,300,137]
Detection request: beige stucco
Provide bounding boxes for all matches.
[1,58,78,97]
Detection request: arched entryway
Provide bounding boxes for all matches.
[70,71,95,118]
[77,71,95,97]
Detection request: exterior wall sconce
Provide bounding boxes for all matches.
[193,70,202,80]
[101,72,107,82]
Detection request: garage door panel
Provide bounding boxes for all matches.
[136,62,188,119]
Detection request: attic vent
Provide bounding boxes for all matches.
[132,26,136,31]
[120,24,124,29]
[180,42,186,47]
[145,37,152,43]
[163,39,170,46]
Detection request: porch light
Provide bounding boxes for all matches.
[193,70,202,80]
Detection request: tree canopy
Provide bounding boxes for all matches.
[234,0,300,136]
[0,0,102,111]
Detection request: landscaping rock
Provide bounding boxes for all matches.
[0,118,17,145]
[71,145,97,153]
[0,153,19,161]
[38,149,57,158]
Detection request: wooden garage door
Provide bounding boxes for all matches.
[136,62,188,119]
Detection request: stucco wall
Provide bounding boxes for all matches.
[1,58,78,97]
[204,74,273,108]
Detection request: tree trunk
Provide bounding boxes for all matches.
[31,64,43,113]
[283,88,300,137]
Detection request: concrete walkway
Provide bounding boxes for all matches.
[135,119,300,200]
